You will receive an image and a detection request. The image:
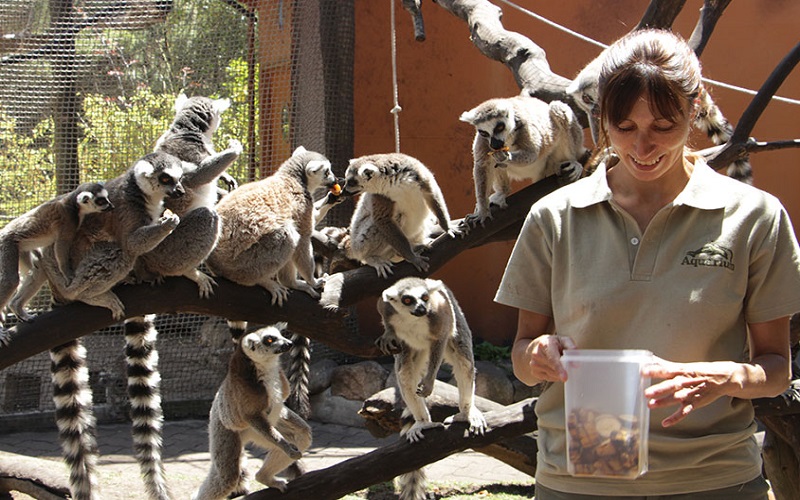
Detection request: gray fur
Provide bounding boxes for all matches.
[343,153,456,278]
[18,152,184,321]
[192,323,312,500]
[134,94,242,295]
[459,95,586,228]
[376,277,486,500]
[206,146,336,307]
[0,182,112,330]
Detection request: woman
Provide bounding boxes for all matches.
[495,29,800,499]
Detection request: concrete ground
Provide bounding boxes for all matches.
[0,418,534,499]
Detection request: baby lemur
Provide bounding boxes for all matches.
[0,182,112,332]
[193,323,312,500]
[342,152,457,279]
[377,277,486,500]
[459,95,586,228]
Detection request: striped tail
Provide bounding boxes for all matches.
[50,339,100,500]
[125,314,171,500]
[227,319,247,343]
[695,88,753,184]
[397,469,427,500]
[285,332,311,420]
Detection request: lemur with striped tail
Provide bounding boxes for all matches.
[123,94,242,500]
[42,152,185,500]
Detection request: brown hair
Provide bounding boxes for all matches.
[597,29,704,150]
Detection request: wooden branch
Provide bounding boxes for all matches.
[706,41,800,171]
[319,175,561,310]
[635,0,686,30]
[0,275,378,371]
[242,398,538,500]
[360,382,538,476]
[688,0,732,56]
[0,451,70,499]
[431,0,572,101]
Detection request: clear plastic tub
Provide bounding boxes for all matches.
[563,349,652,479]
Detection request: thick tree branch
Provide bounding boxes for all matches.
[687,0,732,56]
[431,0,572,101]
[635,0,686,30]
[242,398,538,500]
[707,41,800,170]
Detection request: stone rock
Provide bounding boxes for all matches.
[310,388,366,428]
[307,358,339,395]
[473,360,514,405]
[330,361,389,401]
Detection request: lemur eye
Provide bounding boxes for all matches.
[265,337,274,344]
[494,123,505,134]
[420,293,429,302]
[158,174,173,185]
[582,94,594,105]
[401,296,414,306]
[478,130,489,137]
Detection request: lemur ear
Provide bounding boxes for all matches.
[273,321,289,332]
[360,163,378,180]
[292,146,308,157]
[213,98,231,113]
[459,109,477,124]
[77,192,92,205]
[174,93,188,112]
[382,286,398,303]
[133,159,155,177]
[425,279,444,293]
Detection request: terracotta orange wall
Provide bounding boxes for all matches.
[353,0,800,345]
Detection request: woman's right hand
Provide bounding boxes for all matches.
[511,309,576,386]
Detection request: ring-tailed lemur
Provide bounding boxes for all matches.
[0,182,112,336]
[206,146,335,420]
[566,44,753,183]
[459,95,587,229]
[31,152,185,500]
[341,152,458,279]
[376,277,486,500]
[121,95,241,500]
[206,146,336,307]
[192,323,312,500]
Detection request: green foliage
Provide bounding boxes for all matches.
[473,341,512,363]
[0,112,57,224]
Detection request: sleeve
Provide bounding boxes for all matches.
[745,200,800,324]
[494,205,555,316]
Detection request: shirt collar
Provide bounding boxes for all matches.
[571,156,727,210]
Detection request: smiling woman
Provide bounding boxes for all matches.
[496,28,800,500]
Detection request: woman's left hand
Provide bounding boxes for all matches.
[642,359,743,427]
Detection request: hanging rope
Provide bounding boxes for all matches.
[497,0,800,106]
[390,0,402,153]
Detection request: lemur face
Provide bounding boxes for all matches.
[383,277,444,318]
[305,159,337,193]
[134,152,186,199]
[341,160,377,196]
[76,184,113,214]
[241,323,293,363]
[460,101,516,151]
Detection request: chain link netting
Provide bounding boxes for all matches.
[0,0,355,429]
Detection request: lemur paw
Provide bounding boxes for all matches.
[402,421,442,443]
[557,160,583,185]
[408,253,430,274]
[159,211,180,228]
[462,211,492,231]
[416,381,434,398]
[491,149,511,163]
[228,138,244,155]
[369,261,394,279]
[445,407,487,435]
[488,192,508,209]
[0,328,11,347]
[375,334,402,355]
[194,272,217,299]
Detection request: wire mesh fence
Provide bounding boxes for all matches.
[0,0,356,430]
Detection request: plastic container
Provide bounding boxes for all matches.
[562,349,652,479]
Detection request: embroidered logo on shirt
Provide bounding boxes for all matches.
[681,243,735,270]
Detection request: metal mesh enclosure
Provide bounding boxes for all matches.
[0,0,355,430]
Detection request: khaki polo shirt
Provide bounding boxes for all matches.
[495,159,800,496]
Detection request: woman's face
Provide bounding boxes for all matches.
[605,95,692,183]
